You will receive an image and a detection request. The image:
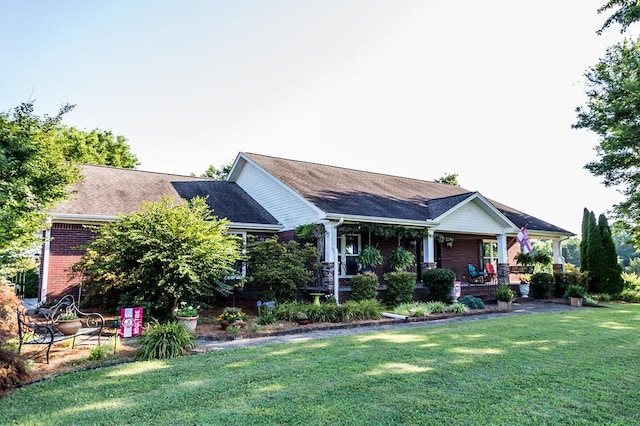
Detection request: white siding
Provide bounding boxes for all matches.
[436,200,506,234]
[236,163,320,230]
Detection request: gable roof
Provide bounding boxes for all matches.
[239,152,572,235]
[50,165,279,228]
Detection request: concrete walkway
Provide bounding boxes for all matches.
[195,300,576,353]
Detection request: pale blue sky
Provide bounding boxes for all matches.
[1,1,632,234]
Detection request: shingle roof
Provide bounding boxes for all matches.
[243,153,572,234]
[51,165,278,225]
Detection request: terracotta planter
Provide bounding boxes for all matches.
[56,319,82,336]
[176,316,199,333]
[570,297,583,307]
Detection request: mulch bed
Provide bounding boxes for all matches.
[20,298,571,383]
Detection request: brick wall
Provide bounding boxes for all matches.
[44,223,99,300]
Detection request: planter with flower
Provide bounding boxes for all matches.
[56,310,82,336]
[217,306,248,330]
[295,311,309,325]
[566,284,586,307]
[495,284,515,311]
[176,302,200,332]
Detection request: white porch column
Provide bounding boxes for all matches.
[497,234,508,264]
[424,230,435,263]
[40,229,51,303]
[323,218,343,304]
[551,239,563,264]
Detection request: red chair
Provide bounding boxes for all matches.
[484,263,497,283]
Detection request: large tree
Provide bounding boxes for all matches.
[0,103,81,253]
[56,126,138,169]
[597,0,640,35]
[72,197,243,319]
[573,37,640,248]
[1,101,139,268]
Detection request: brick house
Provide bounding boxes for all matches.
[39,152,574,303]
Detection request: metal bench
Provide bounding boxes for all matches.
[17,295,105,364]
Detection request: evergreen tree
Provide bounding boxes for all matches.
[585,211,603,292]
[598,214,624,294]
[580,208,590,272]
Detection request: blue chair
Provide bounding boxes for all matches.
[467,264,486,284]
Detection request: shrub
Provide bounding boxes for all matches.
[350,272,379,301]
[247,236,319,302]
[383,271,415,307]
[495,284,515,302]
[458,295,485,309]
[0,284,30,396]
[447,303,468,314]
[530,273,555,299]
[554,271,589,297]
[393,302,431,317]
[88,345,109,361]
[425,301,447,313]
[134,320,197,361]
[422,268,456,303]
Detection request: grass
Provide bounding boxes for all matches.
[4,303,640,425]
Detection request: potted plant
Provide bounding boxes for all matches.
[295,311,309,325]
[176,302,200,333]
[495,284,515,311]
[56,310,82,336]
[357,245,383,272]
[518,273,531,298]
[387,246,415,272]
[217,306,248,330]
[566,284,586,307]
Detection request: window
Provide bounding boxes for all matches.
[337,234,361,276]
[482,240,498,268]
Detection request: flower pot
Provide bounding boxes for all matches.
[519,283,530,298]
[56,319,82,336]
[176,316,199,333]
[220,320,245,330]
[570,297,583,307]
[297,319,309,325]
[497,301,512,311]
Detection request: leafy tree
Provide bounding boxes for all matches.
[597,0,640,34]
[56,126,138,168]
[198,161,233,179]
[0,102,81,253]
[73,196,243,319]
[612,221,640,268]
[246,236,319,302]
[434,173,460,186]
[573,39,640,249]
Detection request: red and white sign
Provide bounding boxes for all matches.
[120,307,143,338]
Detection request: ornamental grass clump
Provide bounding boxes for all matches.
[134,320,197,361]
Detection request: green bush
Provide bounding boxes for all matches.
[247,236,319,302]
[425,301,447,313]
[134,320,198,361]
[447,303,468,314]
[422,268,456,303]
[531,273,555,299]
[349,272,379,301]
[458,295,485,309]
[383,271,415,307]
[393,302,431,317]
[554,271,589,297]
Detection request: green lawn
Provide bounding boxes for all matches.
[3,303,640,425]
